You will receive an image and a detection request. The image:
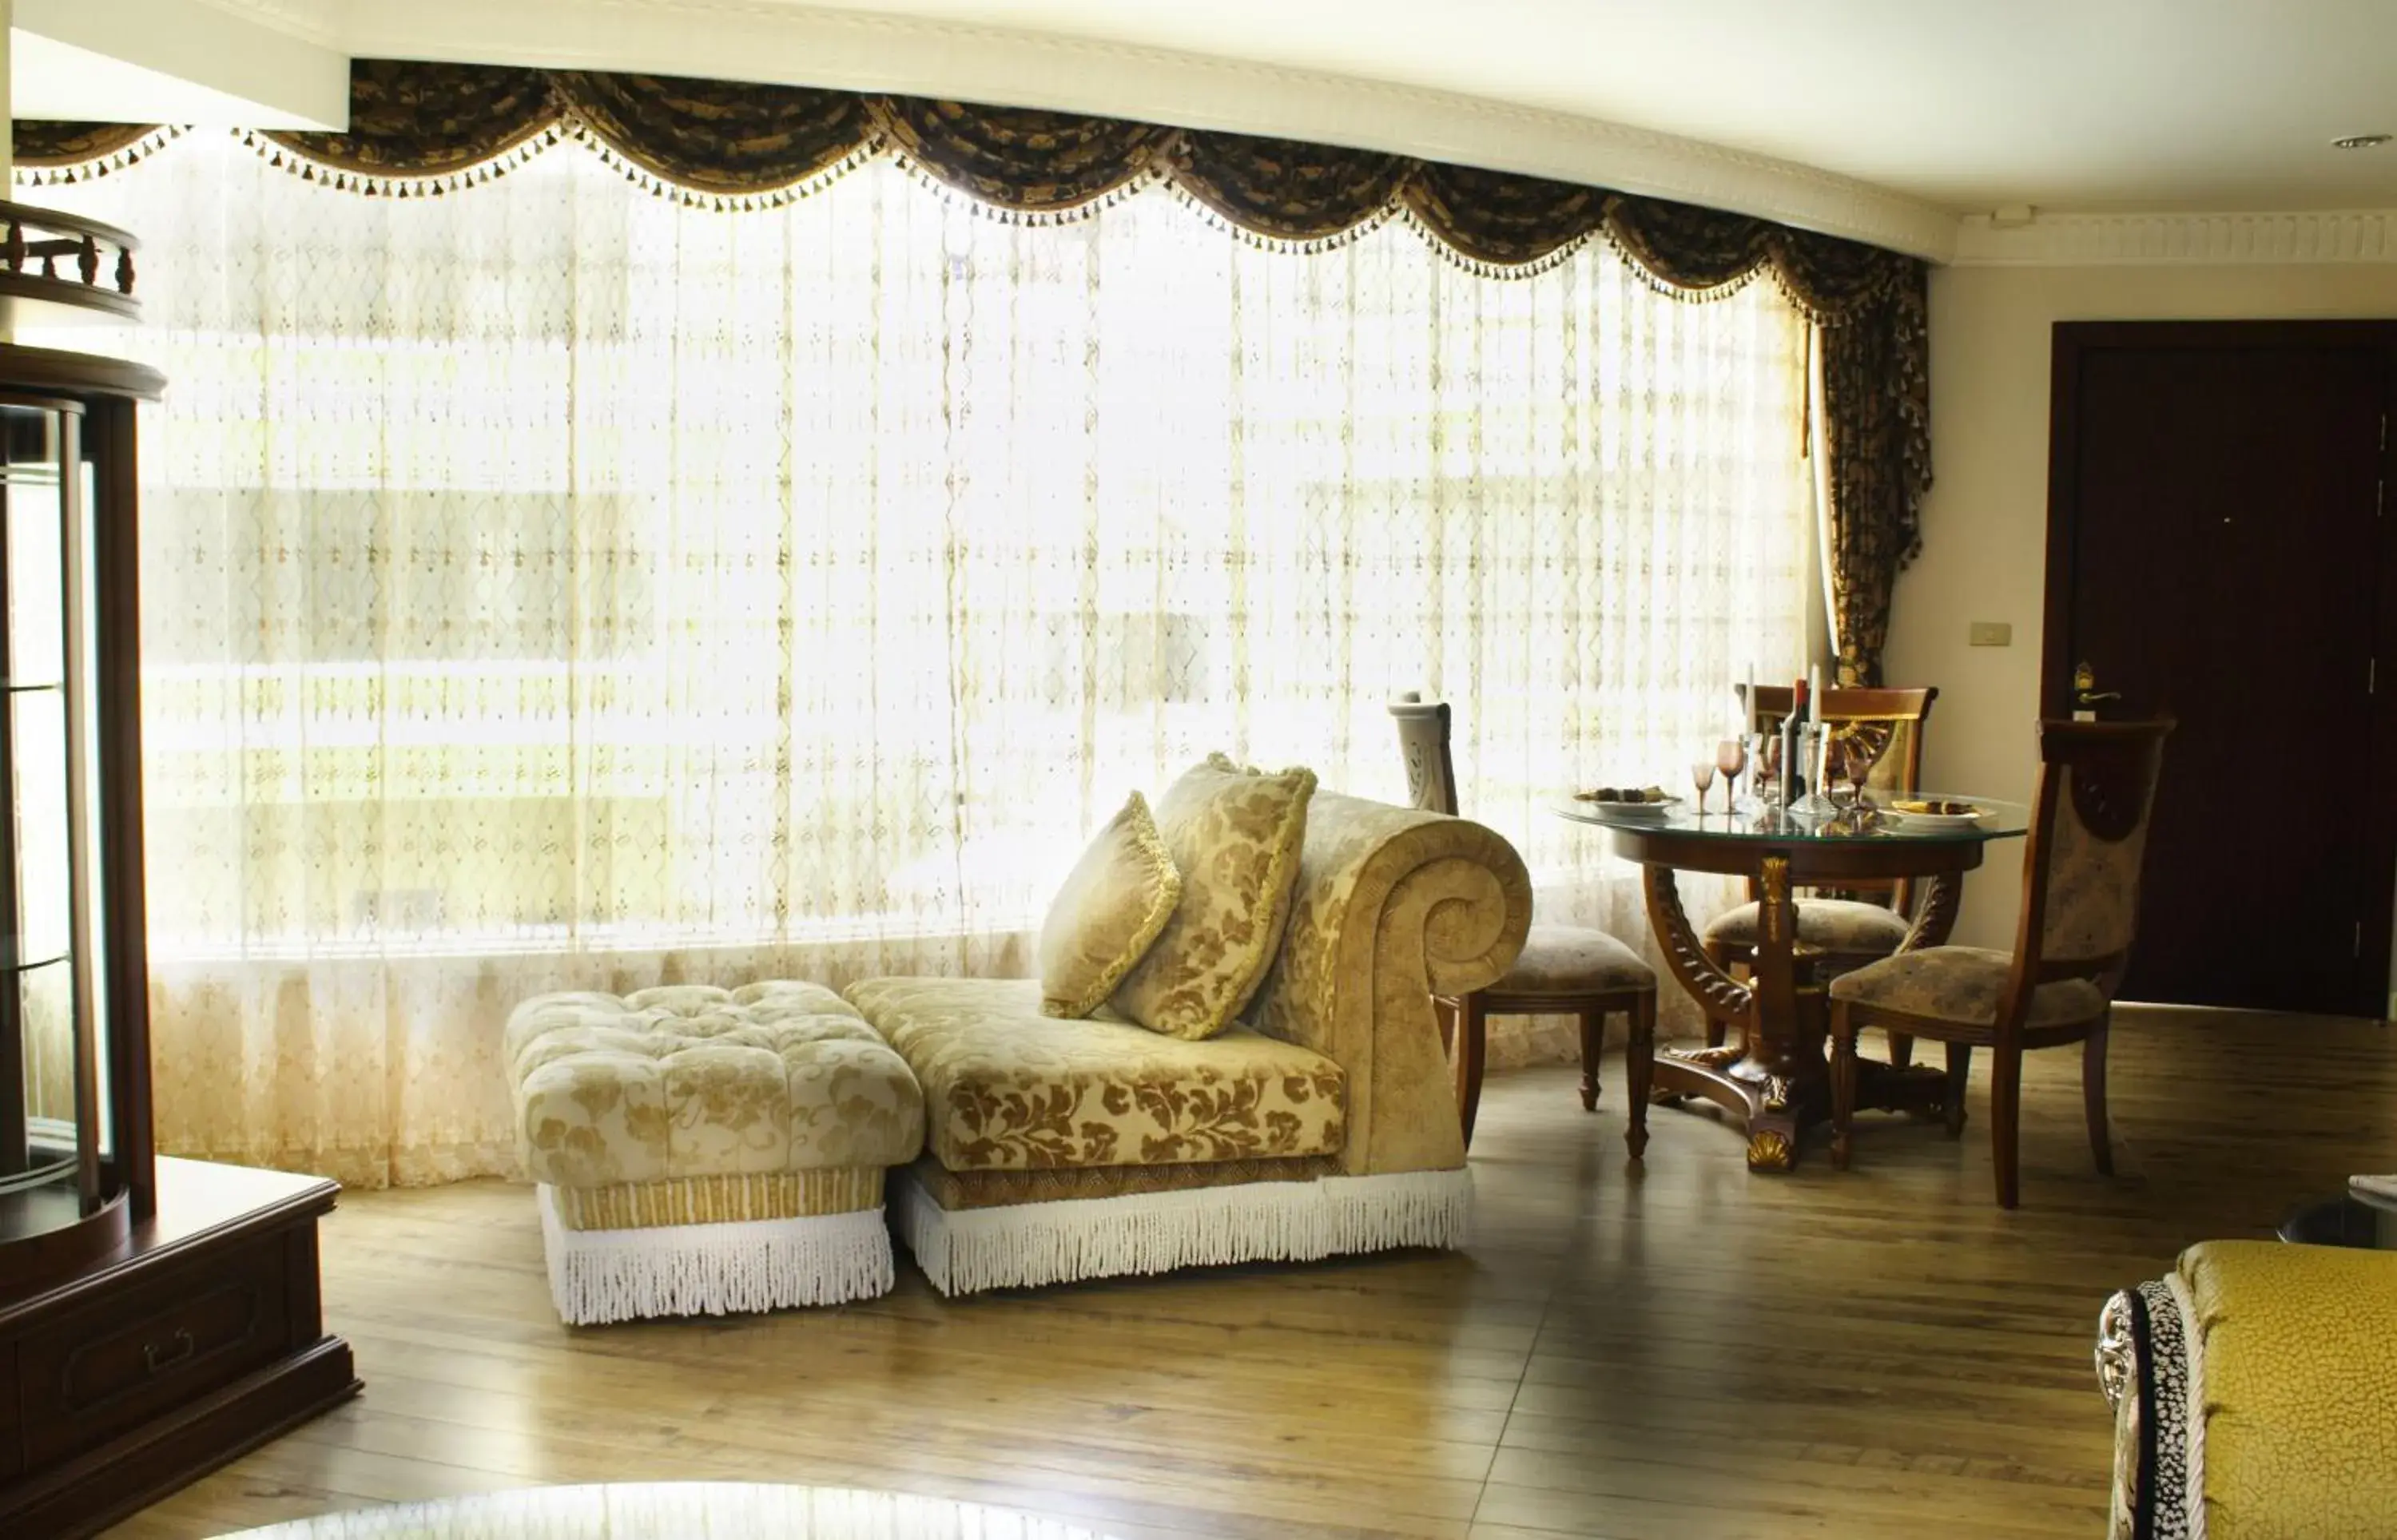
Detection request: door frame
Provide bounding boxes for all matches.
[2041,319,2397,1018]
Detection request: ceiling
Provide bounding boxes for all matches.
[16,0,2397,260]
[758,0,2397,214]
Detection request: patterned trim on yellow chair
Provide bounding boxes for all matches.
[549,1169,886,1231]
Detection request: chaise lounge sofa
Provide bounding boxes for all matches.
[847,777,1532,1295]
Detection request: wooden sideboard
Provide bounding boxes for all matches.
[0,1157,360,1538]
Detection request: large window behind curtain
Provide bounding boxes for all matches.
[38,135,1811,1187]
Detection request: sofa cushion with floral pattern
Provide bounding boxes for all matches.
[845,976,1346,1172]
[1111,752,1318,1041]
[1037,789,1183,1019]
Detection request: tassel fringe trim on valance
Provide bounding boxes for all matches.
[14,125,185,186]
[569,124,890,212]
[1170,186,1401,257]
[234,124,570,198]
[537,1185,894,1324]
[890,1165,1473,1296]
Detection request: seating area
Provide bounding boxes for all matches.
[10,12,2397,1539]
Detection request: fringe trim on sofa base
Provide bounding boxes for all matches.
[537,1185,894,1325]
[891,1165,1472,1296]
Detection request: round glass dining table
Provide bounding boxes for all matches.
[1553,795,2028,1171]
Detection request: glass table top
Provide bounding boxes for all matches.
[1552,792,2029,846]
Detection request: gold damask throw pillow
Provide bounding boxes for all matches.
[1112,752,1318,1042]
[1038,792,1184,1019]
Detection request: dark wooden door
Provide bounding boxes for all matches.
[2045,322,2395,1017]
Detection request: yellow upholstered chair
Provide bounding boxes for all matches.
[2099,1240,2397,1539]
[1828,717,2172,1208]
[1389,696,1655,1156]
[1702,685,1938,1060]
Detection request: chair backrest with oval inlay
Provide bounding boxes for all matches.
[2018,718,2173,987]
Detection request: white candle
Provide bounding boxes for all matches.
[1740,662,1754,734]
[1807,663,1824,708]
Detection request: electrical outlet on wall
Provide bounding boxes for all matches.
[1967,621,2012,647]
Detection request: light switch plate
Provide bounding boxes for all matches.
[1967,621,2012,647]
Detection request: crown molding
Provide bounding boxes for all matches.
[1953,208,2397,267]
[193,0,1950,260]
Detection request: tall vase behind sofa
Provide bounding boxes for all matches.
[846,785,1533,1295]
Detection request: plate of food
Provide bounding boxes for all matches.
[1882,796,1982,832]
[1570,785,1681,819]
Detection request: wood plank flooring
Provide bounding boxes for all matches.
[107,1006,2393,1538]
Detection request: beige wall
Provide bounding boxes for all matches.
[1885,262,2397,947]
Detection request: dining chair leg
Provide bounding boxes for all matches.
[1886,1031,1914,1071]
[1577,1009,1605,1111]
[2084,1011,2114,1177]
[1456,992,1490,1150]
[1829,1003,1859,1170]
[1990,1042,2023,1209]
[1625,991,1656,1161]
[1942,1043,1973,1138]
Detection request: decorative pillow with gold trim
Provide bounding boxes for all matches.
[1112,752,1317,1041]
[1038,791,1183,1018]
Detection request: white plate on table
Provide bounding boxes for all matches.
[1568,793,1682,820]
[1880,803,1983,832]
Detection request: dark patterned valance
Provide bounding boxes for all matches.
[1175,134,1410,246]
[15,58,1931,677]
[877,97,1166,215]
[552,73,878,198]
[265,60,555,181]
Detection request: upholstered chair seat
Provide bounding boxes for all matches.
[1703,898,1911,956]
[1493,924,1656,995]
[1828,947,2106,1034]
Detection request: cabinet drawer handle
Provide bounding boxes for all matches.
[142,1329,195,1375]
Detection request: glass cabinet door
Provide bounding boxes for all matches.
[0,396,108,1223]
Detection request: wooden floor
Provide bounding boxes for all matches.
[109,1006,2392,1539]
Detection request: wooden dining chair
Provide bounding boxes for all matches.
[1703,685,1939,1062]
[1389,695,1656,1157]
[1827,717,2172,1208]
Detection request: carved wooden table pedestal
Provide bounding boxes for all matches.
[1555,800,2029,1172]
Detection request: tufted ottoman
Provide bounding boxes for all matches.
[504,982,925,1325]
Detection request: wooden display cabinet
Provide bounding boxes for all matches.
[0,200,358,1538]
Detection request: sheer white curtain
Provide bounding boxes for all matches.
[37,134,1811,1187]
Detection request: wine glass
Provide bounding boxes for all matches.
[1835,722,1892,808]
[1715,738,1748,813]
[1689,760,1716,815]
[1751,732,1781,808]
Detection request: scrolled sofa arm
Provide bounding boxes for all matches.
[1246,788,1532,1177]
[2100,1240,2397,1540]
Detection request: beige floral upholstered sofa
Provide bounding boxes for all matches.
[845,760,1532,1295]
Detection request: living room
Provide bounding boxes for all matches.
[5,4,2395,1537]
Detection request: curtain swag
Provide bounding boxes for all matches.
[14,58,1929,680]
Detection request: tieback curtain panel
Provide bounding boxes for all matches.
[18,61,1926,686]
